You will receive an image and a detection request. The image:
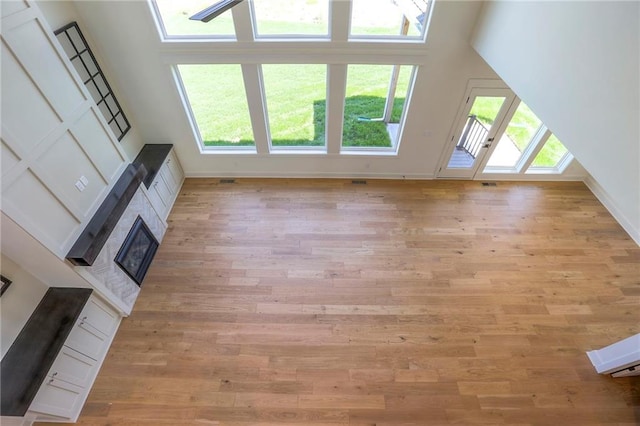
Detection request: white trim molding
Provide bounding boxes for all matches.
[584,175,640,246]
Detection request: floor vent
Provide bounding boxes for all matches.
[220,179,236,184]
[482,182,497,187]
[352,180,367,185]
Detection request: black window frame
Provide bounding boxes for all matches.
[54,22,131,141]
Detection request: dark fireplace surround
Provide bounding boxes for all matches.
[114,215,158,286]
[65,145,172,287]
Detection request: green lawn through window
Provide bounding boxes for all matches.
[471,97,570,168]
[178,63,412,148]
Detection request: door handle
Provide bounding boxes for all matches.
[484,137,495,148]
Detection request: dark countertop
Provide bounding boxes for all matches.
[132,144,173,189]
[1,287,92,417]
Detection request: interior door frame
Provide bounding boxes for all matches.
[436,80,517,179]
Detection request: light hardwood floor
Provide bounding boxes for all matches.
[43,179,640,425]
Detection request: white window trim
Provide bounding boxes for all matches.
[155,0,430,156]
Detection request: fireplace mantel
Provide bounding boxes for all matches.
[65,163,147,266]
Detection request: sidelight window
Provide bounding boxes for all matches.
[527,134,572,172]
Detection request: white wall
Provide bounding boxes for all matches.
[68,0,503,179]
[472,1,640,243]
[0,254,48,358]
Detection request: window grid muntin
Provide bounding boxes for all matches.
[55,22,131,141]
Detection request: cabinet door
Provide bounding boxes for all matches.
[155,170,173,204]
[64,296,116,360]
[145,181,168,218]
[48,346,96,388]
[81,296,119,336]
[29,377,85,419]
[150,173,171,218]
[64,319,108,361]
[161,157,179,193]
[164,149,184,193]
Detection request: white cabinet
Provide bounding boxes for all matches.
[28,295,120,423]
[46,346,96,389]
[63,296,118,360]
[146,148,184,221]
[28,374,85,419]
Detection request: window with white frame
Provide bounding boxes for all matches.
[342,64,414,149]
[150,0,432,154]
[262,64,327,148]
[526,134,572,173]
[177,64,255,148]
[153,0,236,38]
[350,0,429,39]
[481,99,574,175]
[251,0,330,37]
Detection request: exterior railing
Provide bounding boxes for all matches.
[457,115,488,159]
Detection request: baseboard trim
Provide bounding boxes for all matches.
[583,175,640,246]
[184,172,436,180]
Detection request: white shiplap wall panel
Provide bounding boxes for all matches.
[3,17,86,120]
[70,109,126,183]
[0,0,29,19]
[0,42,61,153]
[2,170,79,250]
[0,0,128,258]
[35,131,107,216]
[1,140,21,174]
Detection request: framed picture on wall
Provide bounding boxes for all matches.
[1,275,12,296]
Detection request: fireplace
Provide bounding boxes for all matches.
[114,216,159,286]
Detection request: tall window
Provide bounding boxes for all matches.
[342,65,413,149]
[262,64,327,148]
[177,65,255,148]
[152,1,430,155]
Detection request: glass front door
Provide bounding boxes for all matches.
[438,88,515,178]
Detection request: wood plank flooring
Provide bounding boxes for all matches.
[40,179,640,425]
